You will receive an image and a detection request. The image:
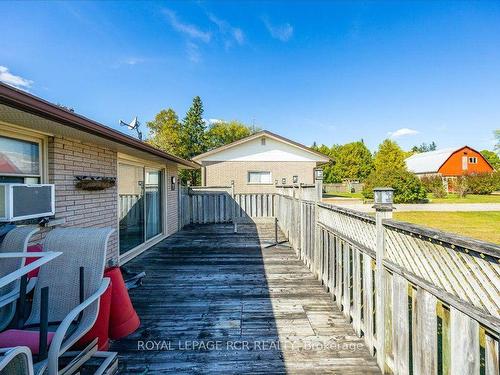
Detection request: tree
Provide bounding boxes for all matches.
[182,96,207,159]
[146,108,184,156]
[373,139,406,173]
[311,144,336,182]
[311,141,373,183]
[331,141,373,182]
[481,150,500,170]
[363,139,427,203]
[411,141,437,153]
[205,121,259,150]
[362,169,427,203]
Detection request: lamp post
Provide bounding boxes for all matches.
[373,187,394,367]
[373,187,394,210]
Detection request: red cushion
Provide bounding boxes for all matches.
[25,244,43,278]
[0,329,55,355]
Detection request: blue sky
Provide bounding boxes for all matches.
[1,1,499,152]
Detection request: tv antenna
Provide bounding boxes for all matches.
[119,116,142,140]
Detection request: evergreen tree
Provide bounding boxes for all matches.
[177,96,207,184]
[182,96,207,159]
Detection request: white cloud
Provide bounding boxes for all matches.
[206,118,223,124]
[388,128,420,138]
[163,9,211,43]
[208,13,245,46]
[186,42,201,63]
[0,66,33,89]
[123,57,144,66]
[262,17,293,42]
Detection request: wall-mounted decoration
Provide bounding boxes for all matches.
[75,176,116,191]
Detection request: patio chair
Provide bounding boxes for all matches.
[0,346,34,375]
[0,226,40,331]
[1,227,117,375]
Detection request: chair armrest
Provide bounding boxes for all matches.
[0,346,34,375]
[47,277,110,363]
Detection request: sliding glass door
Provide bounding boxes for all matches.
[145,170,162,240]
[119,163,163,256]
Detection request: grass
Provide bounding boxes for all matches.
[323,192,364,199]
[428,193,500,203]
[323,192,500,203]
[393,211,500,244]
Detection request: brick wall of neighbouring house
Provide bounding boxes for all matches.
[202,161,317,193]
[166,163,179,235]
[32,135,119,263]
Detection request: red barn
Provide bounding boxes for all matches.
[405,146,494,192]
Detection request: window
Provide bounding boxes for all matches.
[469,157,477,164]
[248,171,272,184]
[0,135,42,183]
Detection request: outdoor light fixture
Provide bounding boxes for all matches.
[314,168,324,180]
[373,187,394,208]
[171,176,176,191]
[292,175,299,184]
[282,178,287,185]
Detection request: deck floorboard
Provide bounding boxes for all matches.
[112,223,380,374]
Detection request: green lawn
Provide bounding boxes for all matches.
[323,191,364,199]
[428,193,500,204]
[323,192,500,203]
[393,211,500,244]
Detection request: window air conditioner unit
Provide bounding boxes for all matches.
[0,184,55,222]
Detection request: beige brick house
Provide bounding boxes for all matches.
[0,82,198,264]
[193,130,330,193]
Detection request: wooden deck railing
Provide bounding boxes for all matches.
[275,193,500,375]
[179,186,277,225]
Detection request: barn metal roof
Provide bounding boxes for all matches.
[405,148,456,174]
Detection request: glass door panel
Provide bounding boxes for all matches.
[145,170,162,240]
[119,164,145,254]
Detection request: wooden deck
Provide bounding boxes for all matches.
[111,223,381,374]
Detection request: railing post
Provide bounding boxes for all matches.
[373,187,394,371]
[314,168,323,202]
[231,180,237,232]
[298,184,303,257]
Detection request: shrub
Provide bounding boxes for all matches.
[362,169,427,203]
[465,172,500,195]
[454,175,468,198]
[421,175,447,198]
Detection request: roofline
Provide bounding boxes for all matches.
[0,82,200,169]
[192,130,331,162]
[437,145,495,172]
